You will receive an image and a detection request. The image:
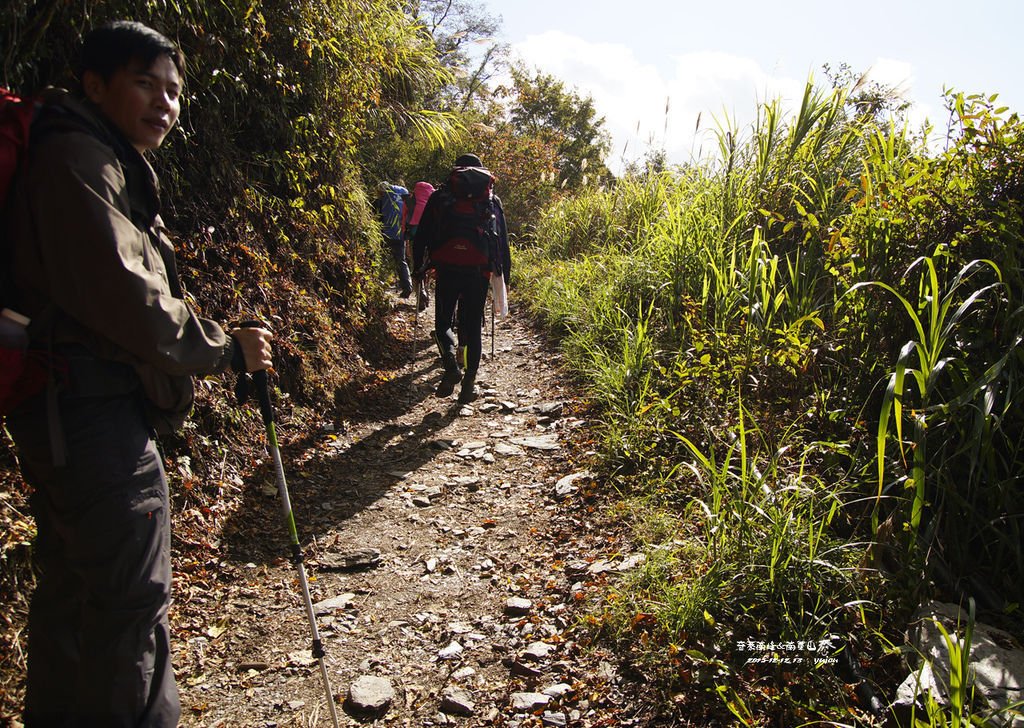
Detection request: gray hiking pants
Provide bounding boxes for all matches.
[387,236,413,293]
[7,391,180,727]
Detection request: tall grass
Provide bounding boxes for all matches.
[846,255,1006,546]
[517,79,1024,723]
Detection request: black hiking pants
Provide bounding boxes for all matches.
[434,266,490,377]
[7,391,179,728]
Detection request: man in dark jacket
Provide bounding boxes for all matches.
[5,21,272,727]
[413,153,511,404]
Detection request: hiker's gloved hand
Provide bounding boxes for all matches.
[229,326,273,373]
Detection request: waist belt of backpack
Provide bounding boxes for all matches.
[47,343,141,467]
[435,263,491,275]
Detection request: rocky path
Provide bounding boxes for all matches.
[171,295,650,727]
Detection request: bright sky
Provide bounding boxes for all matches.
[480,0,1023,172]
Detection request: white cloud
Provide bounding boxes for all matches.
[510,31,809,172]
[661,52,806,161]
[506,32,945,174]
[863,57,914,95]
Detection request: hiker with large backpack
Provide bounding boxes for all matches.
[373,180,413,297]
[2,21,272,726]
[412,153,511,404]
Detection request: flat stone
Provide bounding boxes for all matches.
[542,683,573,698]
[438,641,464,660]
[312,592,356,614]
[347,675,395,717]
[510,692,550,712]
[617,553,647,571]
[504,597,533,616]
[523,641,556,661]
[505,659,542,678]
[554,471,590,499]
[287,651,317,667]
[897,601,1024,723]
[564,560,589,576]
[542,711,567,727]
[236,661,270,672]
[440,687,476,716]
[319,548,382,571]
[511,435,560,451]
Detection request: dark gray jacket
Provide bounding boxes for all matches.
[8,88,234,431]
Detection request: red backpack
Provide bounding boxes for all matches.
[0,87,36,202]
[428,165,497,269]
[0,87,47,414]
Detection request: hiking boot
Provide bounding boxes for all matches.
[418,286,430,311]
[400,286,413,298]
[436,356,462,397]
[457,374,477,404]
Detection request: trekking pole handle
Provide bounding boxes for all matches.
[237,320,274,427]
[252,369,273,428]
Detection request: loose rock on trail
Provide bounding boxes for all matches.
[171,292,650,727]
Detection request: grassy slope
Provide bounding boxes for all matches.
[513,86,1024,725]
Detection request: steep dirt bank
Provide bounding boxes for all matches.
[170,294,658,727]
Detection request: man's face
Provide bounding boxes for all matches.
[84,54,181,154]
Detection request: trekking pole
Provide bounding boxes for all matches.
[236,326,340,728]
[412,282,421,380]
[490,292,495,358]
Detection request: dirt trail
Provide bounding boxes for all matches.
[172,295,645,727]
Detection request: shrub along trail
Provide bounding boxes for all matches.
[171,294,659,727]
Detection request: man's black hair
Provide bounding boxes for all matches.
[80,20,185,83]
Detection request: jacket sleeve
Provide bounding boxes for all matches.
[493,196,511,284]
[24,130,232,376]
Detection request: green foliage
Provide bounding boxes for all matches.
[846,255,1008,545]
[838,93,1024,606]
[411,0,508,111]
[0,2,465,717]
[519,75,1024,723]
[501,66,612,190]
